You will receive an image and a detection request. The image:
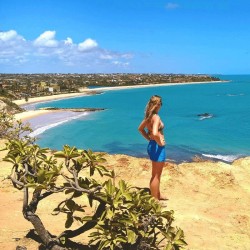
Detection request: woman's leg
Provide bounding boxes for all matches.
[150,161,165,200]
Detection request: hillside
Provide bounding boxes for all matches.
[0,147,249,250]
[0,97,24,115]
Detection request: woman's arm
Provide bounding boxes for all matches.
[138,119,150,141]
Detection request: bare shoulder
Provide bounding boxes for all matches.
[152,114,160,122]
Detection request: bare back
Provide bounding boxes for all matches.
[146,114,164,137]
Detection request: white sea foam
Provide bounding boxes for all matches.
[202,153,240,162]
[226,93,245,97]
[29,113,87,137]
[199,115,213,120]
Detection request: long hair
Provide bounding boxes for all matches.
[144,95,162,120]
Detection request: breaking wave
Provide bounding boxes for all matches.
[29,113,88,137]
[226,93,245,97]
[197,113,214,120]
[202,153,240,162]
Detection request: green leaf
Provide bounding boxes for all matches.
[130,212,138,223]
[59,236,66,245]
[53,151,66,158]
[37,169,46,184]
[106,179,114,195]
[119,180,126,193]
[165,242,173,250]
[106,209,114,219]
[98,240,110,250]
[174,228,184,241]
[82,216,93,221]
[127,229,137,244]
[114,236,127,244]
[119,219,134,226]
[123,192,133,201]
[174,239,188,246]
[89,231,101,237]
[25,183,37,188]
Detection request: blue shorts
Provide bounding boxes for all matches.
[147,140,166,162]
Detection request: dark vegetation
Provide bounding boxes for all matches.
[0,73,221,100]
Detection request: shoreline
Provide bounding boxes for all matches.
[13,92,92,106]
[13,81,226,121]
[13,79,246,164]
[13,80,226,106]
[14,109,62,121]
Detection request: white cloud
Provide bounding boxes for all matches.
[64,37,73,45]
[0,29,133,72]
[34,31,58,47]
[100,54,114,60]
[0,30,25,42]
[165,2,179,9]
[78,38,98,52]
[112,61,130,67]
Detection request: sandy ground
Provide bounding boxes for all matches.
[14,109,61,121]
[0,142,250,250]
[13,92,89,106]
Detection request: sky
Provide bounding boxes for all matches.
[1,0,250,74]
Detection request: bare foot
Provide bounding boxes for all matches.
[159,196,168,201]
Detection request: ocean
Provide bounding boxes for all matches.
[23,75,250,163]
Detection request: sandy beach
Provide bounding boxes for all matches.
[13,81,225,121]
[14,109,61,121]
[13,92,90,106]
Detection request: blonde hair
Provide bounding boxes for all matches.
[144,95,162,120]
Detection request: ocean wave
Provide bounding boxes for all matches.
[197,113,213,120]
[226,93,245,97]
[199,115,213,120]
[202,153,240,162]
[29,113,87,137]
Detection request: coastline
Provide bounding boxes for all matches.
[13,80,226,106]
[12,79,247,164]
[13,91,91,106]
[14,109,61,121]
[13,80,226,121]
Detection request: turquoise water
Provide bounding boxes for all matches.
[25,75,250,162]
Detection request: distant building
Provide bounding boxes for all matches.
[78,87,87,92]
[50,84,60,92]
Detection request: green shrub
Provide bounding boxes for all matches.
[1,111,187,250]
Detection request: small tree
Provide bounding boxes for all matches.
[0,110,32,142]
[25,95,29,102]
[1,111,187,250]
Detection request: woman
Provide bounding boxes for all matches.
[138,95,166,200]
